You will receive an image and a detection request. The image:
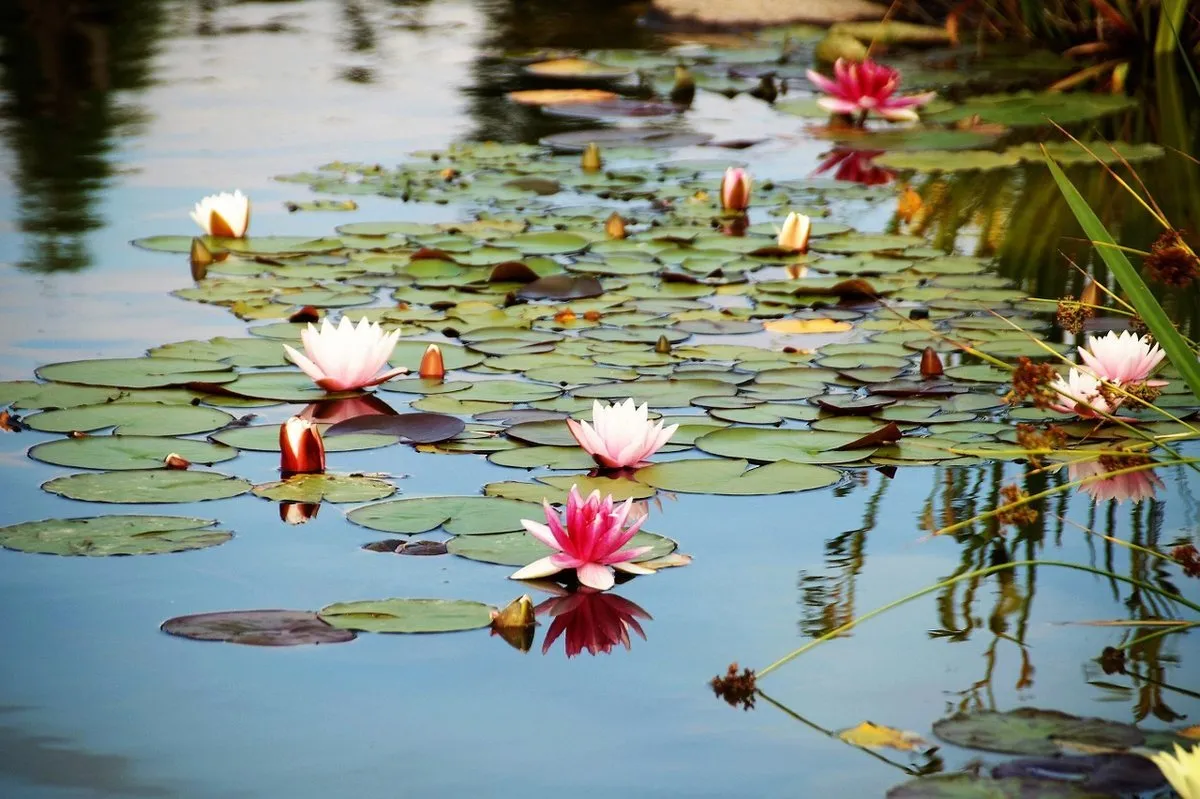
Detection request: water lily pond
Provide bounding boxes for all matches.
[2,1,1199,797]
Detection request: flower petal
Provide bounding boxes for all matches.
[575,562,615,591]
[511,555,562,581]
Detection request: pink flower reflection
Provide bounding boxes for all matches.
[298,394,398,425]
[1069,458,1163,504]
[813,148,896,186]
[535,590,652,657]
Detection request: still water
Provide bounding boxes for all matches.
[1,1,1197,797]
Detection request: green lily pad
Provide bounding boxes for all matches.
[485,475,654,503]
[28,436,238,471]
[575,378,737,408]
[487,446,598,470]
[252,474,396,503]
[695,427,875,464]
[346,496,542,535]
[149,337,292,368]
[36,357,235,389]
[501,231,591,256]
[635,458,840,494]
[215,372,363,402]
[318,598,494,634]
[922,90,1136,127]
[812,234,925,254]
[0,515,231,556]
[932,709,1143,756]
[448,528,676,567]
[0,381,122,410]
[887,774,1110,798]
[26,403,234,436]
[42,470,252,504]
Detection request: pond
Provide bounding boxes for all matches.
[1,1,1198,797]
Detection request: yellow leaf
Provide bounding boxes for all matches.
[763,318,853,334]
[507,89,619,106]
[838,721,929,752]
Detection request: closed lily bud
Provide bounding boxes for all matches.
[920,347,944,379]
[581,142,603,173]
[419,343,446,379]
[777,212,812,253]
[490,594,536,652]
[279,501,321,525]
[279,416,325,474]
[189,237,213,280]
[1079,278,1101,309]
[605,211,627,239]
[655,335,672,354]
[719,167,751,213]
[670,64,695,107]
[164,453,191,470]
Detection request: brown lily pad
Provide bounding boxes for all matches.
[160,610,356,647]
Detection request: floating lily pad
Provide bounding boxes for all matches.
[325,413,465,443]
[252,474,396,503]
[214,372,362,402]
[210,424,399,452]
[485,475,654,503]
[635,458,840,494]
[0,515,231,556]
[447,528,676,567]
[36,357,235,389]
[540,128,712,152]
[932,708,1142,756]
[28,436,238,471]
[517,275,603,299]
[42,471,252,504]
[695,427,874,464]
[0,381,122,410]
[887,774,1109,798]
[26,403,234,436]
[923,90,1136,127]
[318,598,494,634]
[161,610,356,646]
[347,496,542,535]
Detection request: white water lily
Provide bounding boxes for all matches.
[1147,743,1200,799]
[190,190,250,237]
[567,398,678,469]
[777,211,812,253]
[283,317,407,392]
[1047,368,1116,418]
[1078,330,1165,385]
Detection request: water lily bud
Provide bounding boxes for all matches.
[189,237,213,280]
[491,594,535,629]
[581,142,603,173]
[655,335,671,354]
[279,501,321,525]
[163,453,191,470]
[419,343,446,379]
[719,167,751,213]
[605,211,627,239]
[670,64,695,107]
[920,347,944,379]
[777,212,811,253]
[1079,278,1101,309]
[279,416,326,474]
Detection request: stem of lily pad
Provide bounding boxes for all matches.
[755,560,1200,681]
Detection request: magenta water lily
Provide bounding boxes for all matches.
[806,58,935,125]
[510,485,654,591]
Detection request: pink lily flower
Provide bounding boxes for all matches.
[567,398,679,469]
[1047,368,1118,418]
[535,590,652,657]
[719,167,751,212]
[510,485,655,591]
[1068,458,1162,504]
[1078,331,1165,384]
[806,58,935,123]
[283,317,407,392]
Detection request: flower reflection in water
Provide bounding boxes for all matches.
[1068,457,1163,504]
[812,148,895,187]
[298,394,398,425]
[535,589,652,658]
[279,501,320,526]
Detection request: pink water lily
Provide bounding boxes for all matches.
[567,398,678,469]
[510,485,654,591]
[535,590,651,658]
[1078,331,1165,384]
[1068,458,1162,504]
[283,317,407,392]
[806,58,935,123]
[719,167,751,212]
[1048,368,1117,418]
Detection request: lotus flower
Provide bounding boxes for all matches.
[535,590,651,657]
[190,190,250,238]
[813,148,895,186]
[1078,331,1165,384]
[567,398,678,469]
[419,344,445,379]
[806,59,935,123]
[283,317,406,392]
[510,485,654,591]
[1147,743,1200,799]
[1068,458,1162,504]
[1048,368,1117,418]
[777,212,812,253]
[720,167,751,212]
[279,416,325,474]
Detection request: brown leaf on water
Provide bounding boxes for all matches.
[0,409,23,432]
[835,422,902,451]
[838,721,930,752]
[920,346,944,378]
[410,247,456,262]
[289,305,321,323]
[488,262,540,283]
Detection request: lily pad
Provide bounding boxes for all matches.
[0,515,231,556]
[347,496,542,535]
[887,774,1110,798]
[210,424,399,452]
[695,427,874,464]
[932,708,1142,756]
[36,357,235,389]
[0,381,122,410]
[42,471,252,504]
[161,610,356,646]
[318,598,494,634]
[325,413,465,443]
[635,458,840,494]
[28,436,238,471]
[252,474,396,503]
[26,403,234,436]
[448,528,676,567]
